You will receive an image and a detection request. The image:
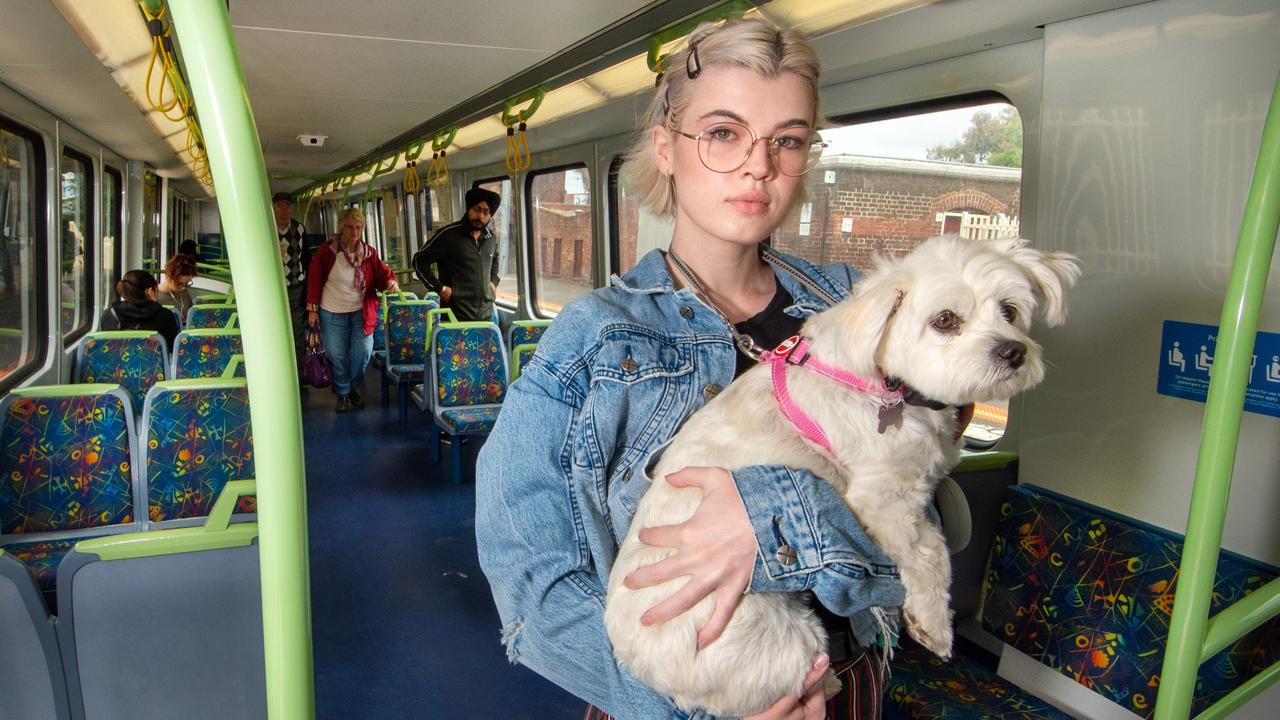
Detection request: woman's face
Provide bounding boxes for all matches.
[340,217,364,244]
[654,66,814,252]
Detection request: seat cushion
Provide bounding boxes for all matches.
[386,365,424,383]
[3,536,96,599]
[437,407,501,434]
[885,641,1074,720]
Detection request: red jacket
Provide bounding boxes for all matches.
[306,239,396,335]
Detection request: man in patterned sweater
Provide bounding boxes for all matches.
[273,191,312,384]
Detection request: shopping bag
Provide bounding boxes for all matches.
[301,325,333,388]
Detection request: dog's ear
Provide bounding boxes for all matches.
[993,238,1081,327]
[814,268,909,374]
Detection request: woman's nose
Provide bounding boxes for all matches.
[740,137,775,180]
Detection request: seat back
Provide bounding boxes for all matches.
[57,482,265,720]
[0,551,69,720]
[75,331,169,413]
[0,385,140,540]
[511,343,538,381]
[140,378,255,526]
[185,303,237,329]
[385,298,438,371]
[171,329,244,379]
[983,484,1280,718]
[506,319,550,351]
[430,322,508,411]
[373,290,418,353]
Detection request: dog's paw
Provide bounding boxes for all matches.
[904,609,953,660]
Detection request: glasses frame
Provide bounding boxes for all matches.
[669,121,829,177]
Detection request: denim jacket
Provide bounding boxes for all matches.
[475,247,907,719]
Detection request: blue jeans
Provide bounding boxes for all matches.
[319,308,372,396]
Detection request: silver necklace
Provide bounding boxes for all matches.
[666,248,769,361]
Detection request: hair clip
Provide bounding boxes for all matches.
[686,43,702,79]
[659,84,670,116]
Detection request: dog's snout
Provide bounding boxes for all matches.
[993,340,1027,369]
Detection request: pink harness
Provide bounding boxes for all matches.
[761,335,905,455]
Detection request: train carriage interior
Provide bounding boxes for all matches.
[2,0,1279,718]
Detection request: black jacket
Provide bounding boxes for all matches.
[100,300,180,350]
[412,220,500,322]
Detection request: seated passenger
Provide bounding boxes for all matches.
[157,253,198,323]
[100,269,180,350]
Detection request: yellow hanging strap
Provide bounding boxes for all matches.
[140,2,189,122]
[402,139,426,194]
[430,127,456,187]
[502,87,545,173]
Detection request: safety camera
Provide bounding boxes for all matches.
[298,134,328,147]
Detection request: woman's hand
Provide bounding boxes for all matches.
[307,310,319,327]
[623,466,757,649]
[744,654,829,720]
[386,279,400,294]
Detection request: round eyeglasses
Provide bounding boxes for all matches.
[670,121,828,177]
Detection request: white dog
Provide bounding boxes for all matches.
[604,236,1080,716]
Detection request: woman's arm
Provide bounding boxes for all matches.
[475,356,716,719]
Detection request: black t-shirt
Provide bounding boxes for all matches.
[729,276,861,661]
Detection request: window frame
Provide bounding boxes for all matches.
[0,115,49,394]
[103,165,124,309]
[523,162,594,319]
[59,144,95,346]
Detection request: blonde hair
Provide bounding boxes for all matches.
[337,207,365,227]
[623,16,822,217]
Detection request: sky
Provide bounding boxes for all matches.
[821,102,1010,160]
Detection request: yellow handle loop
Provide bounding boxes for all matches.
[403,162,422,194]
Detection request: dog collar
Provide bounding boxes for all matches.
[761,335,905,454]
[883,377,949,410]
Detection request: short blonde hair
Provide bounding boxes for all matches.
[623,17,822,217]
[337,207,365,226]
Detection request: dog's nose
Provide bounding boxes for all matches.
[993,340,1027,369]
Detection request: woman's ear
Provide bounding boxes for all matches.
[145,287,158,301]
[651,125,674,177]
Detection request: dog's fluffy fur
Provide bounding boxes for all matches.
[604,236,1080,716]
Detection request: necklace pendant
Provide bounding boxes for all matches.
[877,401,904,434]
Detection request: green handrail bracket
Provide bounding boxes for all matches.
[432,126,457,152]
[165,2,315,719]
[645,0,752,73]
[1154,69,1280,720]
[501,86,547,126]
[361,152,400,204]
[403,138,427,162]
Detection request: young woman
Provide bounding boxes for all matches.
[156,253,198,326]
[100,269,180,350]
[305,207,398,413]
[476,18,906,720]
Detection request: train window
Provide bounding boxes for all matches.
[60,148,94,344]
[403,191,419,253]
[775,100,1024,444]
[142,168,161,269]
[102,166,123,309]
[610,155,674,276]
[0,120,47,391]
[527,165,593,317]
[475,178,516,308]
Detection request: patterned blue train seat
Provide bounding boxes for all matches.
[140,378,255,525]
[76,330,169,413]
[383,297,438,422]
[185,303,238,329]
[171,328,244,379]
[0,385,142,602]
[886,484,1280,719]
[429,321,507,484]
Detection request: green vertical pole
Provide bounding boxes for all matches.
[164,2,315,719]
[1155,70,1280,720]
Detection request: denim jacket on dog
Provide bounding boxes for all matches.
[475,247,907,719]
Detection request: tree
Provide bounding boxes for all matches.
[927,107,1022,167]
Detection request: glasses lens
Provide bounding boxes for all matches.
[696,122,753,173]
[773,134,826,177]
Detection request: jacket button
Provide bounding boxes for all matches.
[702,383,721,401]
[680,306,694,319]
[620,356,638,373]
[776,544,798,567]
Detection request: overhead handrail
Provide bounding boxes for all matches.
[502,86,544,173]
[361,153,399,205]
[644,0,752,75]
[166,1,315,718]
[1155,69,1280,720]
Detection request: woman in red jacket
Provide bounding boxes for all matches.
[306,207,398,412]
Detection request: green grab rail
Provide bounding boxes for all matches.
[74,480,259,561]
[644,0,752,72]
[1154,69,1280,720]
[165,2,314,719]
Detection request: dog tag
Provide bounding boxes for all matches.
[877,402,904,434]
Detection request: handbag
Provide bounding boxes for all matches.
[301,324,333,388]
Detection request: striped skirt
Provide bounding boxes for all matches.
[584,648,885,720]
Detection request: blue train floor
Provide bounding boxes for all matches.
[301,374,584,719]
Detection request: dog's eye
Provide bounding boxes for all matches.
[931,310,961,332]
[1000,303,1018,323]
